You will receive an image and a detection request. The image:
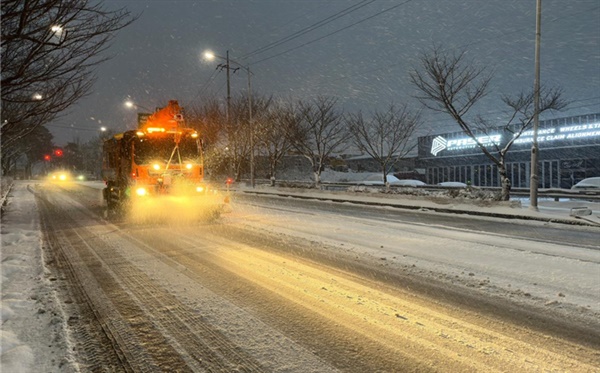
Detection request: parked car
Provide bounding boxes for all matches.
[571,177,600,194]
[438,182,468,187]
[359,174,401,186]
[394,179,426,187]
[359,174,426,187]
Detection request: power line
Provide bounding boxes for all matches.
[240,2,325,54]
[257,3,598,89]
[241,0,375,60]
[287,4,600,111]
[192,68,222,101]
[250,0,414,66]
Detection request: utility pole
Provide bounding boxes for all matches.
[247,65,254,188]
[226,50,231,126]
[205,49,253,187]
[530,0,542,211]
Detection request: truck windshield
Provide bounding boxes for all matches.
[133,134,200,165]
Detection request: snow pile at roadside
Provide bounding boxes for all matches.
[244,183,600,223]
[1,183,73,372]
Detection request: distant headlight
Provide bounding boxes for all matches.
[136,187,147,196]
[186,163,193,170]
[59,174,67,181]
[196,186,205,193]
[152,163,161,171]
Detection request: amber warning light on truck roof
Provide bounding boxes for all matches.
[146,127,166,133]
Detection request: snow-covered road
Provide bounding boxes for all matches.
[230,193,600,316]
[2,181,599,372]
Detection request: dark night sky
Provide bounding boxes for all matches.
[48,0,600,145]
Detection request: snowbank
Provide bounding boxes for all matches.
[1,183,74,372]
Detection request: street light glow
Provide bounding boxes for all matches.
[51,25,63,33]
[203,50,215,61]
[124,100,153,112]
[32,93,43,100]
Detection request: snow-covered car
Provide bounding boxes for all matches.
[571,177,600,194]
[359,174,426,187]
[359,174,401,186]
[438,182,468,187]
[393,179,426,187]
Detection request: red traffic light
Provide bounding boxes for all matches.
[44,154,51,161]
[54,149,63,157]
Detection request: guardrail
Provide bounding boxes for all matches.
[508,187,600,201]
[234,178,600,202]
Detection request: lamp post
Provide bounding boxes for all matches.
[203,50,255,188]
[529,0,542,211]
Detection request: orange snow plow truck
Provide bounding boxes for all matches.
[102,100,224,221]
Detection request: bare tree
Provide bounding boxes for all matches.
[1,0,135,152]
[186,98,226,150]
[285,96,350,186]
[1,125,54,177]
[411,46,565,200]
[256,99,293,185]
[347,104,421,184]
[184,99,229,179]
[79,130,115,177]
[216,95,246,181]
[214,93,272,182]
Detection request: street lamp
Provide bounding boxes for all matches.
[50,24,67,43]
[203,49,255,188]
[124,100,153,112]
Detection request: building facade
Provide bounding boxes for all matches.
[417,113,600,188]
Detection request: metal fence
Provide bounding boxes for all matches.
[239,178,600,202]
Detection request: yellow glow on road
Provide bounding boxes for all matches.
[127,193,223,224]
[211,245,596,372]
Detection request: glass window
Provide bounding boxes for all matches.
[134,134,200,165]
